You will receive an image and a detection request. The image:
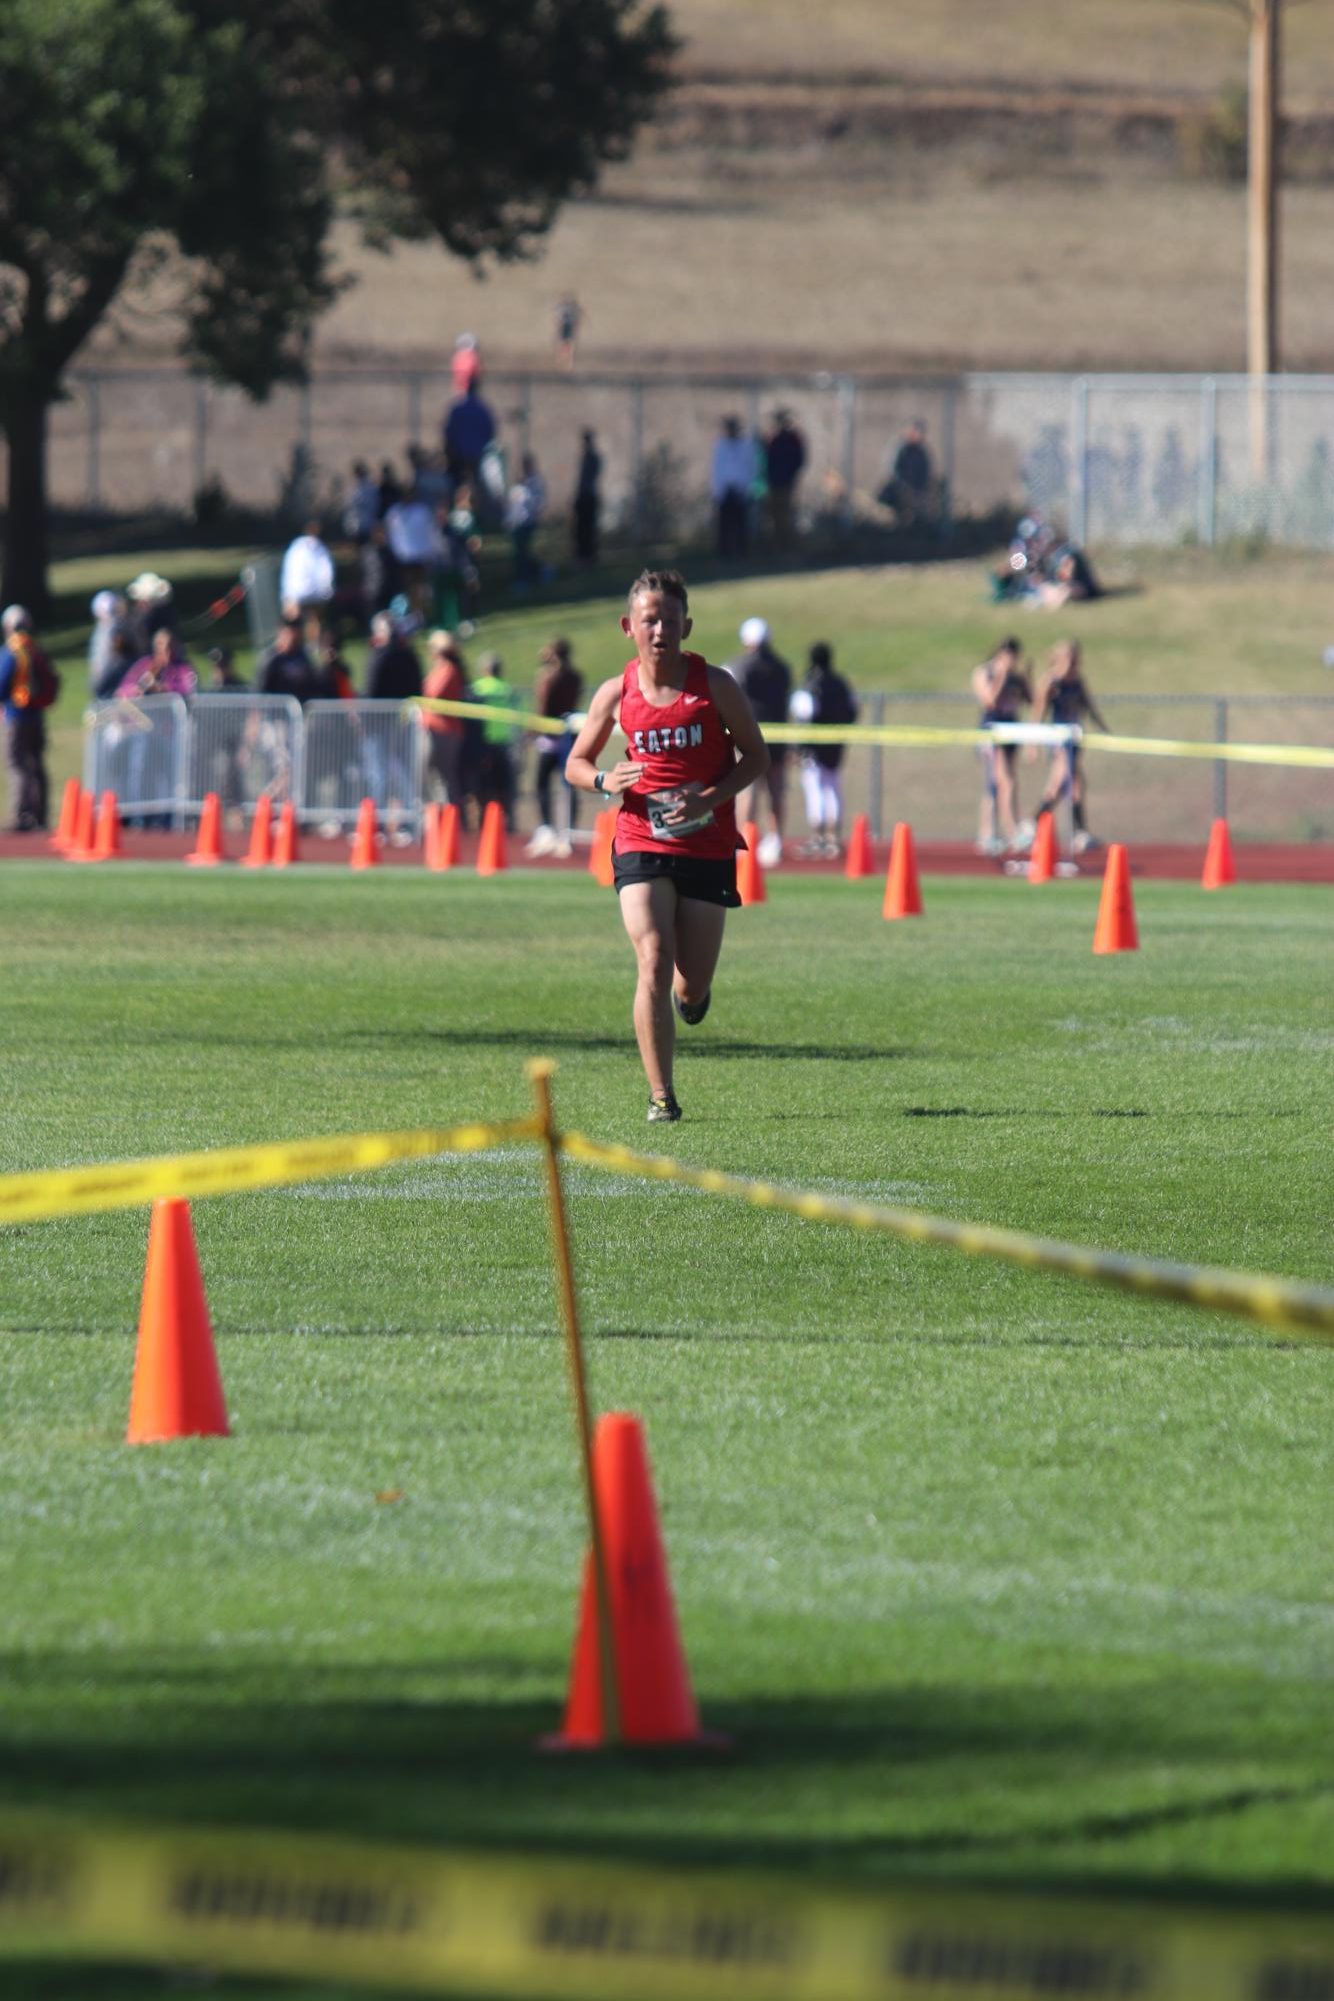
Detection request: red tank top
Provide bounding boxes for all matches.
[614,652,740,859]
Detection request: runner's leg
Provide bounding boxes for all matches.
[619,877,678,1099]
[672,895,727,1012]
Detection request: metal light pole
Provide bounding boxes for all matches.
[1247,0,1280,480]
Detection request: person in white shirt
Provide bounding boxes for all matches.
[505,452,547,591]
[280,522,336,648]
[384,489,444,617]
[710,416,756,559]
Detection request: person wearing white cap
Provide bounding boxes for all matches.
[124,571,176,658]
[88,588,126,692]
[726,615,791,867]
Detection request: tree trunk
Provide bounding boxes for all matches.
[2,391,53,619]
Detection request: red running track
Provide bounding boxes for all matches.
[6,828,1333,882]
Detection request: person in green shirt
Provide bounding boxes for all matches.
[472,652,520,831]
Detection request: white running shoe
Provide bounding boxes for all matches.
[757,830,783,869]
[1012,818,1036,852]
[525,825,556,857]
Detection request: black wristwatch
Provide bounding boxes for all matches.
[594,771,607,794]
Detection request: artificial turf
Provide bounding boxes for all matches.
[0,862,1331,1994]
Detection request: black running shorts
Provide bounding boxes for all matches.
[612,848,741,908]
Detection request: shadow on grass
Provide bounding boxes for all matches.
[343,1027,917,1064]
[0,1659,1329,1912]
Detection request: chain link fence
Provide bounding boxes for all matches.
[33,367,1334,549]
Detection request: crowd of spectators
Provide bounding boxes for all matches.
[49,333,1109,850]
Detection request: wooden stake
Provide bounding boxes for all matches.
[526,1059,620,1745]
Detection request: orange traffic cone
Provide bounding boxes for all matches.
[185,792,224,867]
[590,808,616,887]
[1027,810,1056,884]
[52,777,81,852]
[69,786,96,862]
[737,821,766,906]
[1202,818,1236,890]
[844,813,873,879]
[476,799,508,875]
[241,793,273,869]
[89,791,123,862]
[126,1199,230,1444]
[349,797,378,870]
[422,802,442,869]
[435,803,460,871]
[1092,843,1139,954]
[546,1413,718,1749]
[882,821,923,919]
[272,800,300,868]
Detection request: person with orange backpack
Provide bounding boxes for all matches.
[0,605,60,833]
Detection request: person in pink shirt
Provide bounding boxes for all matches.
[118,626,198,698]
[420,629,470,812]
[451,333,482,396]
[114,627,197,826]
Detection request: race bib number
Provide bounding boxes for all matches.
[646,788,714,841]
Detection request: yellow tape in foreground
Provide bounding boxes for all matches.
[558,1135,1334,1343]
[0,1813,1330,2001]
[0,1120,541,1228]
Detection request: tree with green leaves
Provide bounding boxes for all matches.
[0,0,676,610]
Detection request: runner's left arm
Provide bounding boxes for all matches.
[686,666,771,814]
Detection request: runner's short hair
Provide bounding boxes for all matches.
[627,568,688,615]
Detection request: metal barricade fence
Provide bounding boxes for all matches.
[82,695,190,828]
[300,700,425,838]
[186,694,303,823]
[79,693,1333,844]
[861,692,1225,846]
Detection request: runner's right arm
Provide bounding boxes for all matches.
[565,676,641,795]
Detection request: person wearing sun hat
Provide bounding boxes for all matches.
[725,614,791,867]
[124,570,176,658]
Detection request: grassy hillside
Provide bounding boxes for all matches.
[82,2,1334,379]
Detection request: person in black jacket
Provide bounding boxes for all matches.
[362,612,422,841]
[256,618,320,704]
[792,642,858,857]
[726,615,791,866]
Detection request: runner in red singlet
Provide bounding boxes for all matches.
[565,569,770,1123]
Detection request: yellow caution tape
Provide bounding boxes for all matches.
[1094,730,1334,768]
[759,722,1334,766]
[558,1134,1334,1343]
[0,1120,541,1229]
[413,698,1334,770]
[83,700,154,733]
[413,696,556,732]
[1,1812,1331,2001]
[4,1112,1331,1340]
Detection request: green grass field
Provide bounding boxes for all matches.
[1,860,1332,1998]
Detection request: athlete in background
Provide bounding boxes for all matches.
[565,569,769,1123]
[1034,639,1110,854]
[970,636,1034,857]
